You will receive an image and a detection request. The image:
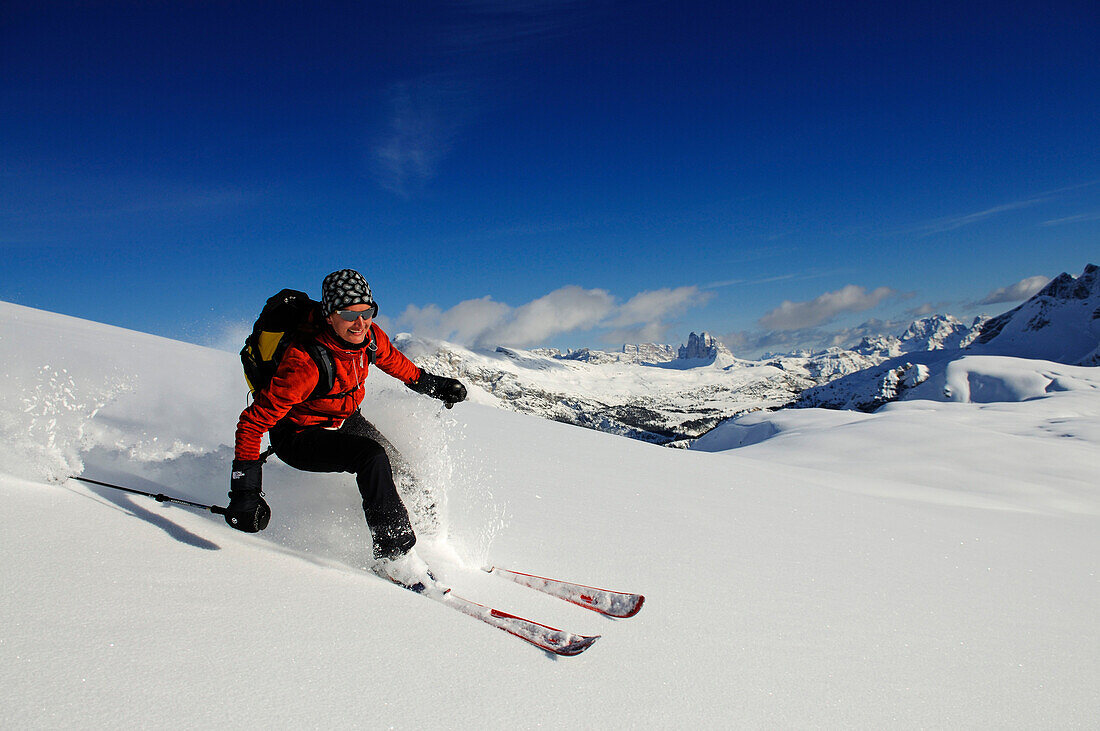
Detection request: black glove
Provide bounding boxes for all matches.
[407,370,467,407]
[225,459,271,533]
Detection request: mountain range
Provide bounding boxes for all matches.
[395,264,1099,444]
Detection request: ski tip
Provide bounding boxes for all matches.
[554,634,601,657]
[614,594,645,619]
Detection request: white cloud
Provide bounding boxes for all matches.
[758,285,899,331]
[978,275,1050,305]
[483,286,615,347]
[610,286,711,327]
[395,297,511,343]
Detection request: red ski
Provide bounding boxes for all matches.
[485,567,645,619]
[379,574,600,656]
[431,590,600,656]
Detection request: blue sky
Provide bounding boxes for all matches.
[2,1,1098,357]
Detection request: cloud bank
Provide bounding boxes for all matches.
[392,281,899,357]
[393,285,710,349]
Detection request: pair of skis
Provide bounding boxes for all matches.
[69,475,640,656]
[391,566,644,657]
[69,475,636,656]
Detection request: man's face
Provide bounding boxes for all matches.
[326,304,373,346]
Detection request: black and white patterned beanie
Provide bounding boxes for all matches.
[321,269,375,316]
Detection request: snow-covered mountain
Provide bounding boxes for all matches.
[394,332,810,445]
[898,313,986,351]
[795,264,1099,411]
[974,262,1100,363]
[3,299,1099,728]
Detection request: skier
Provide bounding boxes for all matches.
[227,269,467,589]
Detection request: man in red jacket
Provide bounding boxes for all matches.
[229,269,467,590]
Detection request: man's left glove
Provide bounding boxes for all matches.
[407,370,468,407]
[225,459,271,533]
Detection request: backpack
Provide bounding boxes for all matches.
[240,288,375,400]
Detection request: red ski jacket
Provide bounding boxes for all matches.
[234,324,421,461]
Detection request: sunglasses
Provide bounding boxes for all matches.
[334,305,377,322]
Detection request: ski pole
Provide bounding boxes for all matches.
[70,475,227,515]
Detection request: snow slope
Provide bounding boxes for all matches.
[2,300,1099,728]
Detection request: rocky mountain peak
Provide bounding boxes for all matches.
[678,332,732,361]
[1036,263,1098,301]
[974,264,1099,363]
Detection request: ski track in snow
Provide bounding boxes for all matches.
[2,300,1099,728]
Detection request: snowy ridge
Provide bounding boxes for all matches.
[2,299,1100,726]
[540,342,678,364]
[794,264,1099,412]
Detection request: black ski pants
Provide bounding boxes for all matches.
[270,410,415,559]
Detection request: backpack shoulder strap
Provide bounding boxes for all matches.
[367,325,378,365]
[301,341,336,401]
